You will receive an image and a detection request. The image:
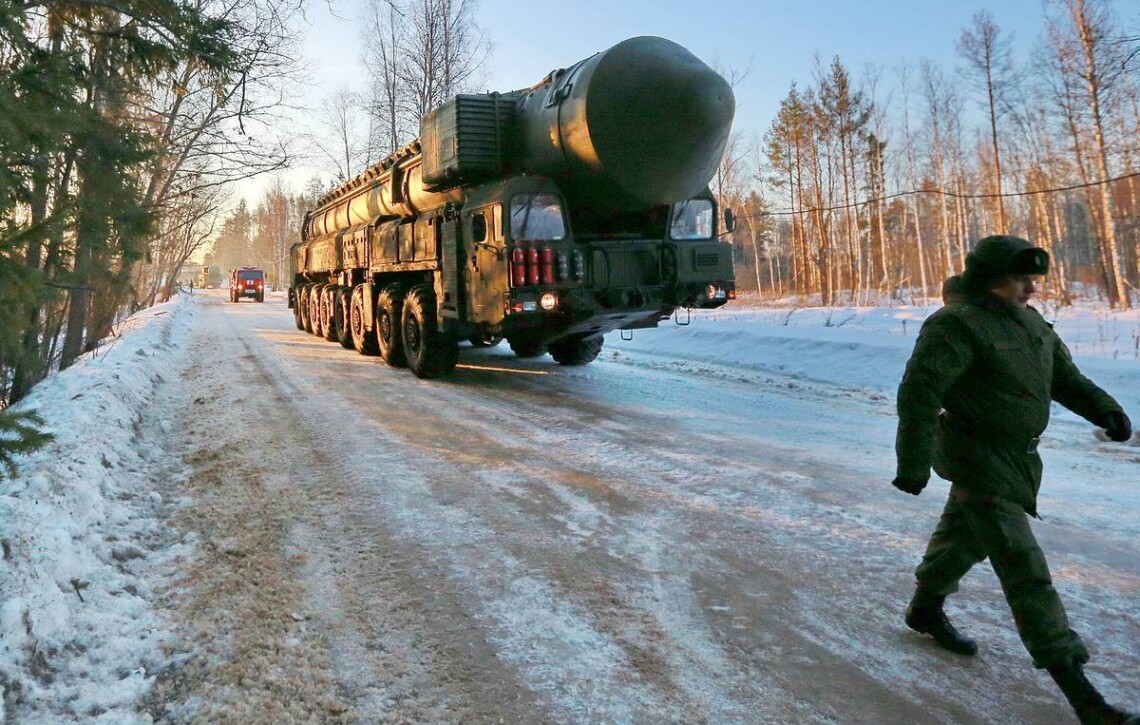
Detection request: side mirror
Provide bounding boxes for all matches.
[723,208,736,233]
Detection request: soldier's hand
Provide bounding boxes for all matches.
[1103,411,1133,442]
[892,476,929,496]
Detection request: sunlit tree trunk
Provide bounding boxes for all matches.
[957,10,1015,232]
[1047,0,1131,308]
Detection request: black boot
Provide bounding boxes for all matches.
[1047,658,1140,725]
[904,588,978,656]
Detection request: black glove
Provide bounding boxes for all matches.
[1103,411,1132,442]
[892,476,929,496]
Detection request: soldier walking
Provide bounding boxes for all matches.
[893,235,1137,724]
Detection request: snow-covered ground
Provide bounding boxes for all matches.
[1,291,1137,722]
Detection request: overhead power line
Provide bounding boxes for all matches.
[746,169,1140,219]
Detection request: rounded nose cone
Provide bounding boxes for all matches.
[586,36,735,205]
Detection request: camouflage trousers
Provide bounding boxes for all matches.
[913,485,1089,669]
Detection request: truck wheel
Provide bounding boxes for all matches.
[299,286,314,333]
[508,338,546,358]
[321,287,338,342]
[309,285,325,338]
[376,285,406,367]
[293,289,306,330]
[549,335,604,365]
[350,285,379,355]
[335,287,353,349]
[401,285,458,379]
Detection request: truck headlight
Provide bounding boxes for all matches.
[705,284,726,301]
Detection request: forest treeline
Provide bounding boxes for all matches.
[0,0,304,414]
[0,0,1137,431]
[718,0,1139,310]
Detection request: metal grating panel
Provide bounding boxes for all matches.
[598,248,657,288]
[694,250,721,269]
[421,94,519,188]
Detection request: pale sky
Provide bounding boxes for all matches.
[468,0,1051,119]
[271,0,1133,195]
[306,0,1062,119]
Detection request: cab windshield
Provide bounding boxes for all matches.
[510,193,566,240]
[670,199,714,240]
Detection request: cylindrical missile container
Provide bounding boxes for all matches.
[514,35,735,213]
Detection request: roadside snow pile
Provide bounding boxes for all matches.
[0,295,194,723]
[612,299,1140,413]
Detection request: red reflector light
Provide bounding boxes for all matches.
[511,246,526,287]
[539,247,555,284]
[525,246,539,286]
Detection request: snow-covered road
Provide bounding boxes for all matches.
[3,290,1138,723]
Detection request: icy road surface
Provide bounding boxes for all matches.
[7,289,1138,723]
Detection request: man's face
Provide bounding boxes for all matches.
[989,274,1039,309]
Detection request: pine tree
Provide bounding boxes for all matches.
[0,410,53,479]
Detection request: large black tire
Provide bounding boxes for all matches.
[508,338,547,358]
[350,285,379,356]
[335,287,353,349]
[401,285,458,379]
[376,285,406,367]
[299,286,314,333]
[549,335,604,366]
[321,287,338,342]
[293,289,305,330]
[309,285,325,338]
[256,291,264,303]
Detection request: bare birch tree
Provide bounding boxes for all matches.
[862,64,894,297]
[360,0,490,159]
[309,89,372,183]
[1045,0,1132,308]
[363,0,408,156]
[957,9,1017,232]
[815,57,872,303]
[127,0,302,313]
[894,62,930,302]
[920,60,961,279]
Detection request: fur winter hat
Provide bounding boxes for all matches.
[941,274,966,304]
[961,235,1049,293]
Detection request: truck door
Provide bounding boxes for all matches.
[465,204,507,326]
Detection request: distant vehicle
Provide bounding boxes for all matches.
[230,267,265,303]
[198,265,222,289]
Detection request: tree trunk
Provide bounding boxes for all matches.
[9,156,51,402]
[1068,0,1131,308]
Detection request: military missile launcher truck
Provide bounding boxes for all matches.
[288,36,737,378]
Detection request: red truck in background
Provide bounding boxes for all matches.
[230,267,265,303]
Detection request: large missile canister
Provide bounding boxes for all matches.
[306,36,734,244]
[515,36,734,213]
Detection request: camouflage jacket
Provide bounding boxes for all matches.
[895,296,1122,513]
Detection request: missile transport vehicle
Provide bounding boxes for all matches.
[288,36,737,378]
